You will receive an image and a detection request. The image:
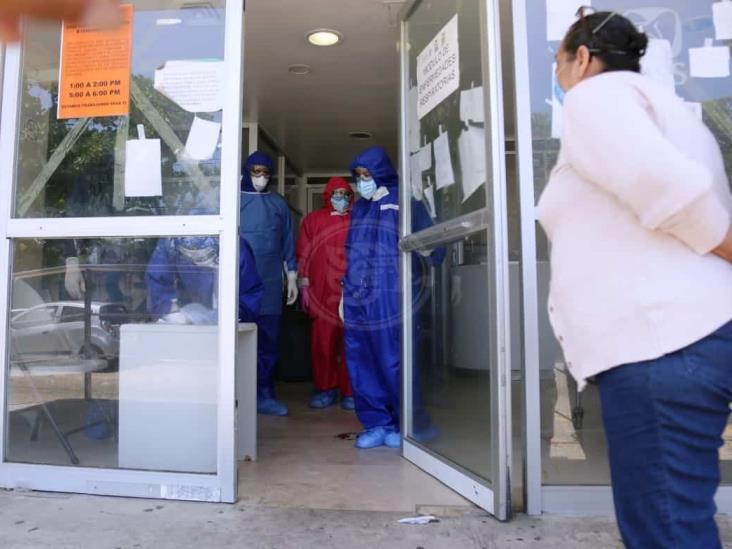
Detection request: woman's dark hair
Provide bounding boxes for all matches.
[563,11,649,73]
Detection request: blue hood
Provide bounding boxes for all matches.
[350,147,399,189]
[241,151,275,192]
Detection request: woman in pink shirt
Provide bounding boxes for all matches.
[542,8,732,548]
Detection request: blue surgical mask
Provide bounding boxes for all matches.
[553,80,566,106]
[357,177,377,200]
[331,196,349,213]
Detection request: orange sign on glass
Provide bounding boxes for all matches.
[57,4,134,120]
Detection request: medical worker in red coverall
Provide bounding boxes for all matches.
[296,177,355,410]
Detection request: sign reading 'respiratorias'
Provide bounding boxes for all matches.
[57,4,133,120]
[416,14,460,120]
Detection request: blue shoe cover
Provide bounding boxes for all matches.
[257,398,289,416]
[384,430,401,448]
[413,424,440,443]
[355,427,388,449]
[85,401,111,440]
[309,389,338,409]
[340,396,355,411]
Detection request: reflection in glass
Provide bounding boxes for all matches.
[409,232,493,482]
[15,1,226,218]
[6,237,219,473]
[521,0,732,485]
[405,0,490,225]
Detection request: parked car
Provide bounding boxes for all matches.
[10,301,128,361]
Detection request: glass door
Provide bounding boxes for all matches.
[399,0,512,519]
[0,0,244,502]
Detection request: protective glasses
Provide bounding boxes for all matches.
[331,189,353,199]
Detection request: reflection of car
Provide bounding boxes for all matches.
[10,301,127,360]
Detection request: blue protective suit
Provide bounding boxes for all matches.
[343,147,441,431]
[146,236,263,322]
[240,151,297,399]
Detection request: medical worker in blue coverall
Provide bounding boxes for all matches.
[343,146,442,449]
[146,235,264,324]
[240,151,299,416]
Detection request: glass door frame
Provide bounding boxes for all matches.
[398,0,513,521]
[511,0,732,516]
[0,0,245,503]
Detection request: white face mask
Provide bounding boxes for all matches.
[252,175,270,192]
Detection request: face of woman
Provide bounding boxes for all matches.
[555,43,603,93]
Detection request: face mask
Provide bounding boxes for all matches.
[553,80,566,106]
[251,175,269,192]
[331,196,349,213]
[357,177,377,200]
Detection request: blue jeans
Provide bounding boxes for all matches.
[596,320,732,549]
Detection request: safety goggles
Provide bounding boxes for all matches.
[249,167,271,177]
[331,189,353,199]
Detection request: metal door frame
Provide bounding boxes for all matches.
[398,0,512,520]
[0,0,245,503]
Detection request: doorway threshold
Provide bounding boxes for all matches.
[237,383,473,513]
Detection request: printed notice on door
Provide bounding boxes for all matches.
[57,4,134,120]
[417,15,460,120]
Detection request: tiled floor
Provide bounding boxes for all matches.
[238,382,472,513]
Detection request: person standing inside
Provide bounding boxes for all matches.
[542,9,732,547]
[296,177,355,410]
[240,151,298,416]
[343,146,440,449]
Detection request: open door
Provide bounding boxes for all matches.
[398,0,512,520]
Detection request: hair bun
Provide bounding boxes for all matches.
[628,32,649,58]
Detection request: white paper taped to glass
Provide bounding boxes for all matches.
[416,15,460,120]
[184,117,221,161]
[713,1,732,41]
[154,60,225,113]
[125,125,162,197]
[689,38,731,78]
[546,0,588,42]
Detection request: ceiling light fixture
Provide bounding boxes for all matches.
[288,64,312,75]
[349,131,373,139]
[306,29,343,47]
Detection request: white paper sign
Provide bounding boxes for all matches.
[641,39,676,91]
[689,39,731,78]
[458,127,486,202]
[713,2,732,41]
[434,131,456,191]
[417,15,460,120]
[125,125,162,197]
[423,184,437,218]
[418,143,433,171]
[184,117,221,161]
[154,60,225,113]
[547,0,587,42]
[409,154,424,201]
[459,86,485,123]
[551,64,563,140]
[685,101,704,121]
[408,87,421,153]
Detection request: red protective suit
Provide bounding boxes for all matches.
[296,177,354,396]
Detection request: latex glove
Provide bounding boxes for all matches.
[300,286,312,316]
[181,303,217,325]
[338,292,344,323]
[286,271,299,306]
[64,257,86,299]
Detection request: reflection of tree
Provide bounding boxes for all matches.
[17,73,219,217]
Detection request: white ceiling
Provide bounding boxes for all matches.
[244,0,407,173]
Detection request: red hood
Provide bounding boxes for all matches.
[323,177,355,211]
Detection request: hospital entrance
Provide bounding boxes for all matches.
[3,0,732,520]
[237,0,510,515]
